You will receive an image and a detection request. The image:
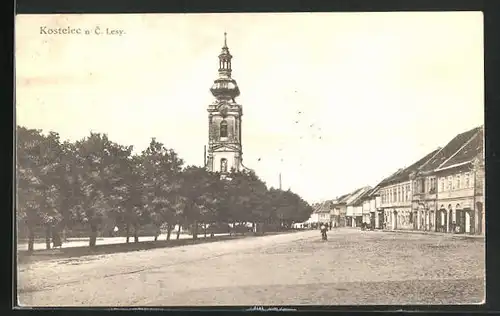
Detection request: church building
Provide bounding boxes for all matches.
[206,33,246,174]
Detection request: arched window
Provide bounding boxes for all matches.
[220,158,228,173]
[220,120,228,138]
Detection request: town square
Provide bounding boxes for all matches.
[18,229,484,306]
[15,12,484,307]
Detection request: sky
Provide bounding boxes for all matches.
[15,12,484,203]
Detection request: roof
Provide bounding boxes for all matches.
[328,193,354,206]
[313,201,331,214]
[343,188,364,204]
[378,148,441,187]
[436,127,483,171]
[329,186,375,207]
[368,180,388,197]
[346,186,372,206]
[418,126,482,173]
[361,186,380,200]
[337,193,351,204]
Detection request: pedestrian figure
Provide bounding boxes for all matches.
[320,224,328,241]
[113,226,119,237]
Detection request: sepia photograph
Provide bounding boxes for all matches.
[15,12,485,307]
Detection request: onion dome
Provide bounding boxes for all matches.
[210,32,241,100]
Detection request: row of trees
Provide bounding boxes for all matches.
[16,126,314,252]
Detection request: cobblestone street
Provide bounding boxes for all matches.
[18,228,484,307]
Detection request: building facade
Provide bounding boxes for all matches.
[380,178,413,230]
[322,125,484,235]
[359,188,382,228]
[412,126,483,234]
[206,33,244,174]
[362,197,370,225]
[329,194,350,228]
[379,149,441,231]
[338,203,347,227]
[328,199,341,228]
[372,193,383,229]
[304,212,320,227]
[433,127,484,235]
[345,187,371,227]
[409,171,438,232]
[354,203,363,227]
[314,202,332,225]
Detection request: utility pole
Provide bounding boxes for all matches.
[204,145,207,167]
[279,172,282,190]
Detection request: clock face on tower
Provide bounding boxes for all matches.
[219,104,229,117]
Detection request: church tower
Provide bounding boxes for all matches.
[206,33,244,174]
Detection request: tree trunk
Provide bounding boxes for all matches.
[27,223,35,252]
[166,223,172,241]
[203,223,207,238]
[125,221,130,243]
[154,224,159,241]
[192,220,198,240]
[45,224,52,250]
[89,224,98,248]
[134,223,139,243]
[176,222,182,240]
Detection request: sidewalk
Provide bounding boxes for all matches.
[17,233,228,251]
[381,229,484,239]
[17,231,300,264]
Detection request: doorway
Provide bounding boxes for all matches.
[412,211,418,230]
[430,211,435,231]
[438,209,447,233]
[465,209,471,234]
[456,209,466,234]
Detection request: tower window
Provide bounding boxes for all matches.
[220,158,228,173]
[220,120,228,138]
